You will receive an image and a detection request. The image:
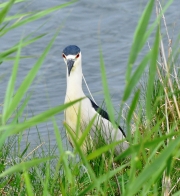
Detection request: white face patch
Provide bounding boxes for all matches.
[66,55,76,60]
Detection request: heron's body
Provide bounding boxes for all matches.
[63,45,128,154]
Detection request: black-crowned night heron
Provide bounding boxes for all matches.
[62,45,128,154]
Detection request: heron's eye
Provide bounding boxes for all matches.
[62,54,66,59]
[76,53,79,58]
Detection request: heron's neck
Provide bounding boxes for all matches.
[66,65,84,99]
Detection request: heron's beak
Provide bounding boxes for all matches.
[67,59,74,76]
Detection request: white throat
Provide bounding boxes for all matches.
[65,59,85,100]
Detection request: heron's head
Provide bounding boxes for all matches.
[62,45,81,76]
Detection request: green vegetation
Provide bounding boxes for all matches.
[0,0,179,195]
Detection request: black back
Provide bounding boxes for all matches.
[89,98,126,137]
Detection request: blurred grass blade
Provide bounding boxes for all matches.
[123,52,150,101]
[4,12,31,22]
[77,115,96,148]
[126,0,154,82]
[0,0,78,37]
[10,99,83,134]
[2,37,22,124]
[53,120,73,184]
[20,143,30,158]
[64,122,84,156]
[76,104,81,140]
[3,29,59,123]
[23,170,34,196]
[125,135,180,196]
[99,46,115,124]
[173,190,180,196]
[0,0,15,25]
[0,157,54,178]
[53,120,66,154]
[11,94,31,124]
[25,99,82,124]
[0,33,46,62]
[125,0,172,85]
[126,89,140,140]
[144,0,173,42]
[86,140,121,161]
[0,0,25,9]
[146,27,159,122]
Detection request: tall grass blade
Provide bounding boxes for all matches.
[77,115,96,148]
[53,120,73,184]
[2,37,22,124]
[11,94,31,124]
[146,27,159,122]
[126,89,140,139]
[4,12,31,22]
[99,46,115,125]
[10,99,83,134]
[23,170,34,196]
[126,0,154,82]
[125,0,172,84]
[123,52,150,101]
[144,0,173,42]
[86,140,121,161]
[0,0,15,25]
